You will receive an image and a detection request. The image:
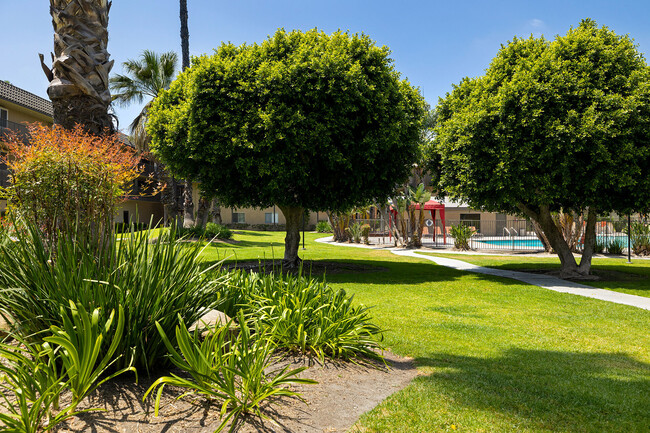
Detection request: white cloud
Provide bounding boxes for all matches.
[529,19,545,28]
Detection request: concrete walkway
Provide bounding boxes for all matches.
[316,237,650,311]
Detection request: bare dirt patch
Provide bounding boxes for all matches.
[54,352,416,433]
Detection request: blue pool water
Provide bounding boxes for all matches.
[475,236,629,249]
[477,239,544,248]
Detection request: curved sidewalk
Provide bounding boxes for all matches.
[316,237,650,311]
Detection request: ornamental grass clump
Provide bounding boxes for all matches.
[223,270,384,363]
[450,224,475,250]
[0,302,133,432]
[145,312,315,433]
[0,223,224,373]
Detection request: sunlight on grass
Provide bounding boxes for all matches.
[421,252,650,298]
[141,229,650,432]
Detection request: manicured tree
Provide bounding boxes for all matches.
[148,29,425,266]
[41,0,114,134]
[434,19,650,277]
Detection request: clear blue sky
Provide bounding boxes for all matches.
[2,0,650,132]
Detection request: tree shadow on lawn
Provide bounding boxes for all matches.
[231,230,278,237]
[319,259,527,287]
[200,256,527,287]
[415,349,650,432]
[460,261,650,294]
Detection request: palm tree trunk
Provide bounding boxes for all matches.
[209,198,222,224]
[183,180,195,228]
[179,0,195,227]
[46,0,114,135]
[180,0,190,71]
[195,196,209,229]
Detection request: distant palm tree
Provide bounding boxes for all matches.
[109,50,181,223]
[110,50,177,152]
[43,0,114,134]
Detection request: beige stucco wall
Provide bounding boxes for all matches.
[220,206,320,227]
[0,100,52,126]
[115,200,164,225]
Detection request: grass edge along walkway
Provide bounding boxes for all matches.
[315,237,650,311]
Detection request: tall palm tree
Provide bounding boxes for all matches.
[179,0,195,228]
[109,50,181,223]
[43,0,114,135]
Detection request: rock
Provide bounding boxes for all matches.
[0,315,12,338]
[189,309,239,339]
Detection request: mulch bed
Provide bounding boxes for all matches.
[54,352,417,433]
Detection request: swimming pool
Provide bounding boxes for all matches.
[474,235,629,250]
[476,239,544,248]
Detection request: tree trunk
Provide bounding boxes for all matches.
[377,204,397,246]
[279,205,303,268]
[531,218,552,252]
[179,0,195,228]
[209,198,222,224]
[327,211,349,242]
[180,0,190,71]
[577,209,598,275]
[519,203,582,277]
[195,196,210,229]
[183,180,194,228]
[160,174,180,226]
[46,0,114,135]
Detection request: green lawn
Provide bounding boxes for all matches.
[420,252,650,298]
[202,231,650,432]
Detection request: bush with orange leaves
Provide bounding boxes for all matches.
[2,124,141,248]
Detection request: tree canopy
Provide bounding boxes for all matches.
[148,28,425,265]
[433,19,650,276]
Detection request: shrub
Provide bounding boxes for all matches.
[145,312,315,432]
[223,270,384,362]
[450,224,475,250]
[346,222,363,243]
[607,238,625,255]
[2,124,141,250]
[629,221,650,255]
[594,237,607,254]
[178,225,204,238]
[316,220,332,233]
[204,222,233,239]
[0,222,224,372]
[361,223,371,245]
[612,220,627,233]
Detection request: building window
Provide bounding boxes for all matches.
[460,213,481,232]
[232,212,246,223]
[0,108,7,128]
[265,212,278,224]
